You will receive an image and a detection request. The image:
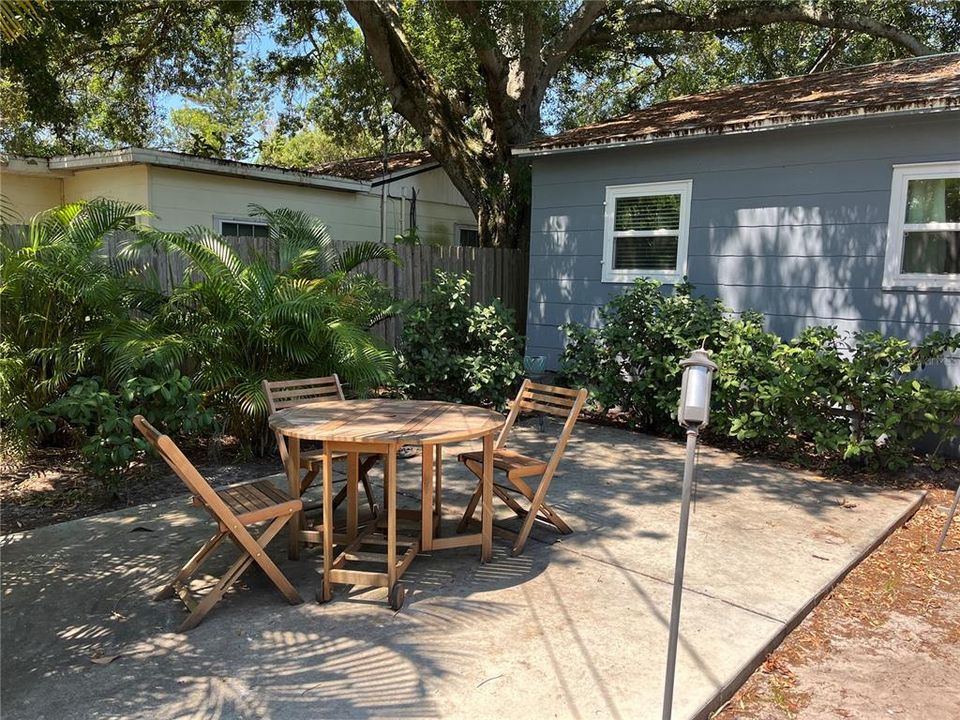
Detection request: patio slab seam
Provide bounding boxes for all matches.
[690,488,927,720]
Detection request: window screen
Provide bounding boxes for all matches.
[458,227,480,246]
[219,221,270,238]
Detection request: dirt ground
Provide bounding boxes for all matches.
[714,486,960,720]
[0,443,281,534]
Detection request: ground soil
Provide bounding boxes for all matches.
[713,485,960,720]
[0,441,281,534]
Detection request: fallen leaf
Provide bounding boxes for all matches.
[90,653,122,665]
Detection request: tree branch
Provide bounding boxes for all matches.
[540,1,610,90]
[578,2,934,56]
[446,1,519,147]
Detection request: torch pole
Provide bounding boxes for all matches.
[662,427,700,720]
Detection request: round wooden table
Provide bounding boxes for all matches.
[268,399,504,607]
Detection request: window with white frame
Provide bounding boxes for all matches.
[602,180,692,283]
[884,162,960,290]
[216,217,270,238]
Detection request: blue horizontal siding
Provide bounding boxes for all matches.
[525,113,960,385]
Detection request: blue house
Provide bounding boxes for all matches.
[514,53,960,384]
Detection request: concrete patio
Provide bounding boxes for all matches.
[1,420,922,720]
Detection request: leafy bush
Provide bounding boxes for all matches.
[0,199,151,456]
[559,279,960,470]
[46,371,214,491]
[397,271,523,408]
[113,205,398,449]
[559,280,727,430]
[724,327,960,469]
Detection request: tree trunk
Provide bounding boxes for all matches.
[345,0,933,249]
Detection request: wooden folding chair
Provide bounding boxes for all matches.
[457,380,588,556]
[134,415,303,632]
[263,376,378,516]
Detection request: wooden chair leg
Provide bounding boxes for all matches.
[511,476,556,557]
[179,548,255,632]
[246,515,303,604]
[504,473,574,536]
[176,515,301,632]
[539,501,573,534]
[493,484,526,516]
[457,481,483,533]
[360,455,379,515]
[155,530,227,601]
[435,445,443,521]
[331,483,349,510]
[299,467,319,494]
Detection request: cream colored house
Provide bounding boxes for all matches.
[0,147,478,245]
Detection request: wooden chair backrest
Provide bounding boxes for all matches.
[133,415,237,524]
[497,380,589,473]
[263,375,345,414]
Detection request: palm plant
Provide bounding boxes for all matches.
[115,205,398,449]
[0,199,150,454]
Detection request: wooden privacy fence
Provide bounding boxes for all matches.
[1,228,529,347]
[357,243,529,346]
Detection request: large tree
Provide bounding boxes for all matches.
[341,0,954,247]
[3,1,957,246]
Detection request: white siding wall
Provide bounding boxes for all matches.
[63,165,150,210]
[1,161,477,245]
[0,173,63,219]
[147,166,382,239]
[380,169,477,245]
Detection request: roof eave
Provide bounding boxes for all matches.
[512,104,958,158]
[46,148,371,192]
[368,162,442,187]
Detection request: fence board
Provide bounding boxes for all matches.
[2,228,528,346]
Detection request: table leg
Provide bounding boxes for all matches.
[286,435,301,560]
[421,443,434,551]
[481,431,493,563]
[321,443,334,602]
[386,445,398,591]
[434,445,443,537]
[347,452,359,541]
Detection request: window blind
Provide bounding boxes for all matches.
[613,236,679,270]
[614,194,681,232]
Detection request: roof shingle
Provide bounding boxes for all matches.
[517,53,960,154]
[313,149,435,180]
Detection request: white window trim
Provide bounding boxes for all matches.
[883,161,960,291]
[213,215,271,236]
[601,180,692,284]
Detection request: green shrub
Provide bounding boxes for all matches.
[559,280,727,431]
[397,271,523,408]
[559,280,960,470]
[0,199,152,456]
[113,205,397,450]
[46,371,214,491]
[751,327,959,469]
